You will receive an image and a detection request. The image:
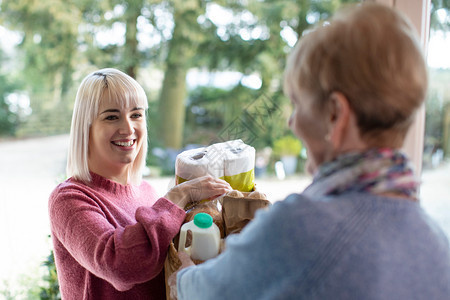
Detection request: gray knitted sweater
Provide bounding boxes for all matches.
[177,192,450,299]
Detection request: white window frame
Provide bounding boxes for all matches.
[367,0,431,175]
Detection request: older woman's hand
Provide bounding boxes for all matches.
[164,176,232,209]
[168,251,195,300]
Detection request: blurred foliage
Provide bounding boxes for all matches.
[0,48,24,136]
[184,85,292,150]
[431,0,450,30]
[0,0,78,97]
[156,1,197,149]
[182,0,360,150]
[0,0,361,144]
[0,82,20,136]
[0,248,60,300]
[0,0,449,151]
[272,135,303,158]
[425,68,450,160]
[39,249,61,300]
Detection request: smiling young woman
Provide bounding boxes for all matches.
[49,68,231,300]
[67,69,149,185]
[88,101,147,185]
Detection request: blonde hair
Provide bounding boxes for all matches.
[284,2,428,145]
[67,68,149,184]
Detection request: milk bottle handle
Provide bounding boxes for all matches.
[178,222,194,256]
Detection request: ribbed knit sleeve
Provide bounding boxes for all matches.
[49,175,185,293]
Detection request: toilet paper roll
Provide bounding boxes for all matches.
[221,140,255,192]
[175,139,255,192]
[175,147,224,185]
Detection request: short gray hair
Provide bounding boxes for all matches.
[284,3,428,144]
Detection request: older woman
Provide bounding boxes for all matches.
[48,68,231,299]
[173,3,450,299]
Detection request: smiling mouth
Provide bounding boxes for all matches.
[112,140,136,147]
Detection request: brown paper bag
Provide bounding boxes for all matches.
[164,243,180,300]
[221,193,271,236]
[164,193,270,300]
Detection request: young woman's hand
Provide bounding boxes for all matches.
[164,176,232,209]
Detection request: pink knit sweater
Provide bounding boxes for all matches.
[48,173,185,299]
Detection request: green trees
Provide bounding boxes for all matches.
[1,0,354,146]
[1,0,448,151]
[1,0,78,98]
[426,0,450,162]
[431,0,450,30]
[182,0,358,150]
[157,0,206,149]
[0,48,23,135]
[0,0,79,136]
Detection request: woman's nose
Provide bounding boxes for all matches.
[288,113,294,129]
[119,118,134,135]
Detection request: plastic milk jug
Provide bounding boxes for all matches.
[178,213,220,261]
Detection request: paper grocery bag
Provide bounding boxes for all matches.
[164,241,218,300]
[221,193,271,235]
[165,192,270,300]
[164,243,181,300]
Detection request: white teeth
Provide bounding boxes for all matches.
[114,140,134,147]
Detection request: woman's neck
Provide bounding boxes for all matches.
[89,165,130,185]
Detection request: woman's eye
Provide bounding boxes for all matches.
[131,113,143,119]
[105,115,118,120]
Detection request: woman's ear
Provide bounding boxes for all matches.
[327,91,352,151]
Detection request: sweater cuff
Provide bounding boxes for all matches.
[154,197,185,217]
[136,197,186,234]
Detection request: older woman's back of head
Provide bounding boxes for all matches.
[284,2,427,148]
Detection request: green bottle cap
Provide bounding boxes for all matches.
[193,213,213,229]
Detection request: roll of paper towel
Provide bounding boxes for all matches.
[175,140,255,192]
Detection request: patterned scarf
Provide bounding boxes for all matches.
[303,148,419,200]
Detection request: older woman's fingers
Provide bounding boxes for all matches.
[167,251,196,300]
[178,251,195,268]
[167,271,178,300]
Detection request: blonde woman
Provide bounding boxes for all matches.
[173,3,450,299]
[49,68,231,299]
